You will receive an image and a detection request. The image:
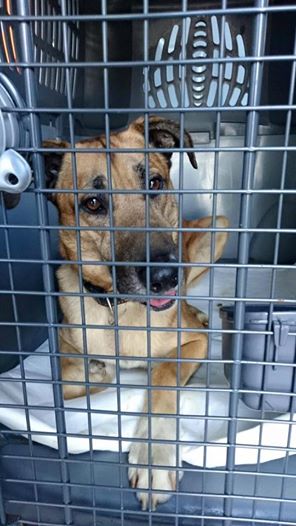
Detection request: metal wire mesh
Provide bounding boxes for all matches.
[0,1,296,525]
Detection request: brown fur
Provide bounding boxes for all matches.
[44,116,228,507]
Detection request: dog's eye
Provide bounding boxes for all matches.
[149,176,163,194]
[82,196,106,215]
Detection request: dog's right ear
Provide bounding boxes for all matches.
[132,116,197,169]
[43,139,69,202]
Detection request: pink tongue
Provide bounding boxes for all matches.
[149,289,176,308]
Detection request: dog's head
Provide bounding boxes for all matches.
[44,116,197,310]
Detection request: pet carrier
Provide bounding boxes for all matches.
[0,1,296,525]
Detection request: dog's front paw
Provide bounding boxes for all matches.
[197,311,208,327]
[128,418,182,510]
[89,359,105,375]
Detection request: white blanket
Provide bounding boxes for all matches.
[0,267,295,467]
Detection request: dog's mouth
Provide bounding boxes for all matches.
[144,288,177,311]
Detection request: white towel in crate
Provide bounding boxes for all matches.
[0,266,295,468]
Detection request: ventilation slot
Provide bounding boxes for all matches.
[192,20,207,107]
[146,15,250,110]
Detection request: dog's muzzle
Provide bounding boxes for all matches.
[136,252,179,311]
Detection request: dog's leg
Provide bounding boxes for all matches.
[183,215,229,288]
[61,356,114,400]
[128,332,207,510]
[60,339,115,400]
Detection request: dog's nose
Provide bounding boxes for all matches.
[136,253,178,292]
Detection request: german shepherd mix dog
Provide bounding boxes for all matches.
[44,116,228,510]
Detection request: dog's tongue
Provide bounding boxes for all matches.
[149,289,176,308]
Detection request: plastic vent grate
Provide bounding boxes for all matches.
[0,0,21,74]
[33,0,80,97]
[0,0,79,98]
[147,15,250,109]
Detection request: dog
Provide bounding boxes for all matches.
[44,116,228,510]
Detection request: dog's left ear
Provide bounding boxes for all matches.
[133,116,197,169]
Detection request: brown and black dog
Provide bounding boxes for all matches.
[44,116,228,509]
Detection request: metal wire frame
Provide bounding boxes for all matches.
[224,2,269,522]
[2,104,296,114]
[142,1,154,518]
[200,4,227,520]
[3,480,296,507]
[2,500,296,526]
[0,193,42,522]
[1,320,296,337]
[250,21,296,524]
[1,100,291,123]
[2,518,296,526]
[1,4,296,20]
[0,1,296,526]
[100,1,125,522]
[15,3,72,525]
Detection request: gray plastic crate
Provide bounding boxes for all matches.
[220,305,296,412]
